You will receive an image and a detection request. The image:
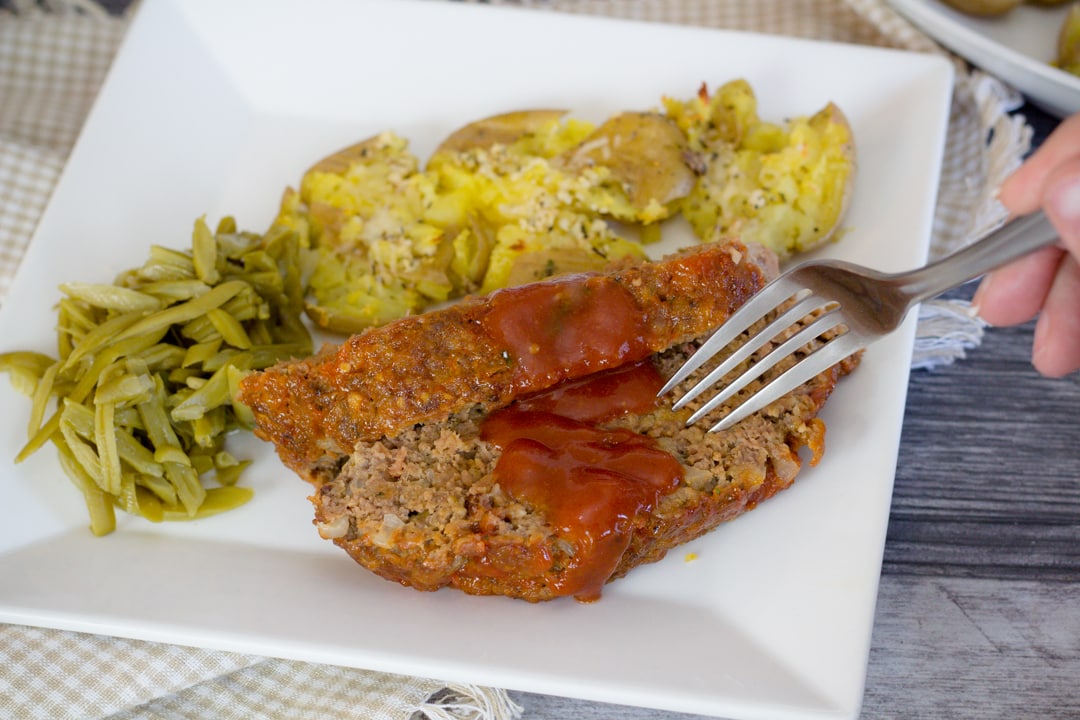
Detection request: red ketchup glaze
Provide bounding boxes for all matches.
[480,273,652,391]
[480,362,684,602]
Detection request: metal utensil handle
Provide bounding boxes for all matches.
[896,211,1059,303]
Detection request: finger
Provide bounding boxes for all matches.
[973,245,1063,326]
[1032,252,1080,377]
[998,113,1080,215]
[1043,159,1080,260]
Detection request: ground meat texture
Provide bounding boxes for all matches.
[310,321,860,603]
[238,240,773,481]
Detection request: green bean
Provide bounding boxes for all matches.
[171,363,232,422]
[216,216,237,235]
[164,460,205,516]
[53,435,115,536]
[215,230,260,259]
[191,406,226,448]
[227,366,256,429]
[132,483,164,523]
[136,280,212,303]
[16,412,60,463]
[59,282,163,313]
[137,376,182,450]
[64,331,168,407]
[153,444,191,467]
[177,317,222,345]
[94,398,122,496]
[60,399,162,477]
[56,298,97,336]
[188,451,216,476]
[166,367,201,386]
[192,216,222,285]
[214,459,251,487]
[206,307,252,349]
[28,361,60,437]
[203,343,309,373]
[181,339,222,369]
[135,344,187,371]
[0,351,52,397]
[117,467,139,516]
[111,280,248,345]
[3,215,312,534]
[142,245,196,279]
[247,321,274,347]
[59,405,104,491]
[58,311,145,374]
[135,472,177,507]
[94,368,155,407]
[113,406,143,430]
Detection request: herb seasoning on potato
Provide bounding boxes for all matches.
[276,78,856,334]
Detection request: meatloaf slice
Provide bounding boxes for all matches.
[238,240,774,481]
[310,317,859,603]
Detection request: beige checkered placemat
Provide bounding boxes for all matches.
[0,1,1031,718]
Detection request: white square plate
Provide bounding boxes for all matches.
[0,1,952,718]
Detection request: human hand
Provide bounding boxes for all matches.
[973,112,1080,377]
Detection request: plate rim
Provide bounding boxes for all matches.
[0,1,955,717]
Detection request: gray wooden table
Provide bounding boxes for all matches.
[513,107,1080,719]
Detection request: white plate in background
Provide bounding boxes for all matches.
[889,0,1080,117]
[0,1,953,718]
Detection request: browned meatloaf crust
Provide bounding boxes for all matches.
[238,240,774,481]
[310,323,859,603]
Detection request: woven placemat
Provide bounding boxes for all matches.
[0,1,1031,718]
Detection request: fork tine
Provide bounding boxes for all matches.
[657,275,805,397]
[707,331,865,433]
[684,308,845,427]
[672,292,837,410]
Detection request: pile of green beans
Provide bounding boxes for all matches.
[0,216,312,535]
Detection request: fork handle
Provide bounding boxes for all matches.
[894,210,1059,303]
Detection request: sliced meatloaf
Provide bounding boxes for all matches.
[310,318,859,603]
[238,240,775,481]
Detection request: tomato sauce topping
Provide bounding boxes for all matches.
[480,362,684,602]
[480,273,652,391]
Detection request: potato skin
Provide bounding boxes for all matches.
[558,111,697,222]
[429,109,569,159]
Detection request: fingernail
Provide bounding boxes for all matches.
[1047,175,1080,232]
[1033,312,1052,373]
[970,274,990,320]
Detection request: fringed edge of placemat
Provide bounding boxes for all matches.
[412,685,525,720]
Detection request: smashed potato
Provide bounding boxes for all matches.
[1055,4,1080,76]
[275,80,856,332]
[939,0,1022,15]
[666,79,855,258]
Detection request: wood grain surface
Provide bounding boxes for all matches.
[511,107,1080,719]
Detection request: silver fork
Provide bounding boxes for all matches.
[659,210,1059,433]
